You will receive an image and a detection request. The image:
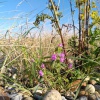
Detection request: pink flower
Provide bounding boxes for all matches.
[60,53,65,58]
[51,54,57,61]
[68,63,73,69]
[59,53,65,63]
[58,43,63,47]
[60,57,65,63]
[39,70,44,76]
[41,63,45,69]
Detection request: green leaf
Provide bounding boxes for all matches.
[23,27,36,37]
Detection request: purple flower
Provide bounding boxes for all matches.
[59,53,65,63]
[39,70,44,76]
[51,54,57,61]
[68,63,73,69]
[58,43,63,47]
[41,63,45,69]
[60,53,65,58]
[60,57,65,63]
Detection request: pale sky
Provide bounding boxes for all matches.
[1,0,98,37]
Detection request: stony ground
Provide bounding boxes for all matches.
[0,77,100,100]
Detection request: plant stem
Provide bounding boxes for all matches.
[49,0,68,64]
[78,0,82,54]
[85,0,90,55]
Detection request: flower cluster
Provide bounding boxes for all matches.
[59,53,65,63]
[51,53,65,63]
[58,43,63,47]
[39,43,72,77]
[41,63,45,69]
[39,70,44,76]
[51,54,57,61]
[39,63,45,77]
[51,44,66,63]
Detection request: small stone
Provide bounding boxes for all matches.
[65,96,73,100]
[68,59,73,63]
[43,89,62,100]
[5,86,16,94]
[12,74,17,79]
[9,93,23,100]
[88,91,100,100]
[8,73,12,77]
[84,76,90,82]
[78,96,88,100]
[0,88,10,100]
[85,84,95,94]
[78,90,88,96]
[33,93,43,100]
[95,91,100,99]
[11,67,17,74]
[0,95,10,100]
[36,90,42,94]
[89,80,97,85]
[94,85,100,94]
[96,78,99,81]
[65,91,75,97]
[82,82,87,87]
[61,96,67,100]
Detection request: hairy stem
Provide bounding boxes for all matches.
[49,0,68,64]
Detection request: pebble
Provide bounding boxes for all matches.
[0,86,10,100]
[82,82,87,87]
[78,96,88,100]
[65,96,73,100]
[88,91,100,100]
[96,78,99,81]
[12,74,17,79]
[33,93,43,100]
[0,92,10,100]
[5,86,16,94]
[84,76,90,82]
[94,85,100,94]
[9,93,23,100]
[11,67,17,74]
[78,90,88,96]
[89,80,97,85]
[43,89,62,100]
[85,84,95,94]
[61,96,67,100]
[36,89,42,94]
[65,91,75,97]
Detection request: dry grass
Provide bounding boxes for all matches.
[0,32,72,57]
